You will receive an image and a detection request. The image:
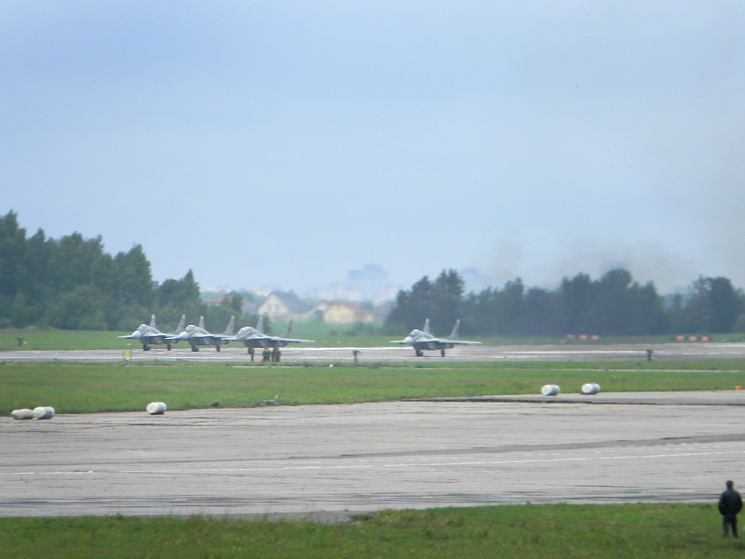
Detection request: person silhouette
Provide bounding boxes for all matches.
[719,480,743,538]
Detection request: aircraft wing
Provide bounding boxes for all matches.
[201,334,234,344]
[224,333,268,343]
[444,340,481,345]
[271,336,314,344]
[189,333,215,340]
[224,332,313,345]
[142,334,168,344]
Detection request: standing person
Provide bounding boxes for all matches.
[719,480,743,538]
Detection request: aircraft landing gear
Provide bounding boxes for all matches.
[440,349,445,357]
[248,347,255,361]
[191,344,199,352]
[271,348,281,362]
[167,343,171,351]
[415,349,423,357]
[143,344,150,351]
[215,343,220,352]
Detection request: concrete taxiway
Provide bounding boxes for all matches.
[2,341,745,363]
[2,392,745,517]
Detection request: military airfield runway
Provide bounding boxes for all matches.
[3,340,745,363]
[2,393,745,518]
[2,344,745,519]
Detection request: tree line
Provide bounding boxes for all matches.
[0,211,250,332]
[4,210,744,337]
[385,269,745,337]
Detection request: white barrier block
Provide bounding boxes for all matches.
[11,409,34,420]
[541,384,561,396]
[581,383,601,395]
[33,406,55,419]
[146,402,167,415]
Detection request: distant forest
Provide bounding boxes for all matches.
[385,269,745,337]
[2,210,744,336]
[0,211,240,332]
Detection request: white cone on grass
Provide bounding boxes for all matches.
[581,383,601,395]
[146,402,167,415]
[11,409,34,420]
[33,406,55,419]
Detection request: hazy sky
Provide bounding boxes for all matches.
[2,1,744,295]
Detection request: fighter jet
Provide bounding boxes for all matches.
[161,314,188,347]
[228,317,313,361]
[170,314,187,338]
[390,319,480,357]
[175,315,235,352]
[119,314,185,351]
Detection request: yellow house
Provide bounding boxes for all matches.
[310,301,375,325]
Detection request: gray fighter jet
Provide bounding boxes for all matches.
[119,314,186,351]
[170,314,187,338]
[228,317,313,361]
[175,315,235,352]
[390,319,480,357]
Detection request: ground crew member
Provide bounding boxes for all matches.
[719,480,743,537]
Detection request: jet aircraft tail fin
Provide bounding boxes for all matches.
[256,316,265,334]
[447,319,461,341]
[150,314,157,328]
[423,319,431,335]
[223,316,235,336]
[175,314,186,334]
[199,316,205,329]
[281,319,294,339]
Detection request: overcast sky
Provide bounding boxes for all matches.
[2,1,744,296]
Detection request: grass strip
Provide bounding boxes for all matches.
[0,504,743,558]
[2,361,745,414]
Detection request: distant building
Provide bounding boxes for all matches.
[304,283,360,302]
[257,291,313,322]
[346,264,388,301]
[203,294,228,305]
[306,301,375,325]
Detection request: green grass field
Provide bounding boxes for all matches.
[0,504,742,558]
[4,329,745,556]
[2,360,745,414]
